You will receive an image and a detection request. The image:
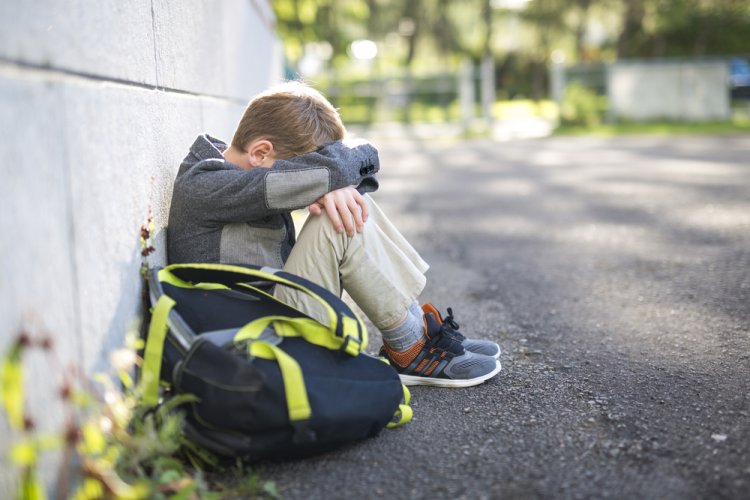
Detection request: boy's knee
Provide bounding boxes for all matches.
[300,211,338,237]
[300,211,373,242]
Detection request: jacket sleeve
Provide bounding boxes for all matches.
[176,139,380,224]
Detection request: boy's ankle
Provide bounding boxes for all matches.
[382,339,426,368]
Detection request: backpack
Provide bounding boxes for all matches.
[141,263,412,461]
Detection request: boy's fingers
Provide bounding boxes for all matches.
[308,203,322,215]
[336,196,355,236]
[324,198,344,233]
[347,196,364,233]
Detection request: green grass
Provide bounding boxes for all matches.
[493,99,559,121]
[554,118,750,137]
[338,94,750,138]
[338,99,558,125]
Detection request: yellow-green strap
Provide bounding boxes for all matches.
[235,316,363,357]
[157,268,229,290]
[340,316,365,356]
[248,342,311,422]
[234,315,299,341]
[163,264,339,333]
[387,404,413,429]
[141,295,176,407]
[387,384,413,428]
[161,264,367,352]
[401,383,412,405]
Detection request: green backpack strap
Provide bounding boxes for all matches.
[248,341,315,443]
[384,366,413,429]
[234,315,363,357]
[158,263,368,355]
[140,295,176,407]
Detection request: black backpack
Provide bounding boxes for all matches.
[141,263,412,461]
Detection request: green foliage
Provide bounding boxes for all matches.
[560,82,607,127]
[554,117,750,136]
[0,329,279,500]
[1,337,26,430]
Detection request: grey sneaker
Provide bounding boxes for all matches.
[380,312,501,388]
[421,304,501,359]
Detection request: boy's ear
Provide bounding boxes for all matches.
[247,139,274,167]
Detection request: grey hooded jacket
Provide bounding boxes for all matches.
[167,134,380,268]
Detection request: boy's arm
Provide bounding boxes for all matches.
[178,140,379,224]
[268,139,380,207]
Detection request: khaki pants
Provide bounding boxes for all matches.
[274,195,429,329]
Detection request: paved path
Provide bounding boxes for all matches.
[261,132,750,499]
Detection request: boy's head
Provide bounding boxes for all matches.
[231,81,345,161]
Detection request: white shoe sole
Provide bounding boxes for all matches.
[398,360,502,388]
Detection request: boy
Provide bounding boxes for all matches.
[167,82,501,387]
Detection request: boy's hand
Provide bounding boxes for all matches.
[308,186,369,236]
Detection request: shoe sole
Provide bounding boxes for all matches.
[398,360,502,388]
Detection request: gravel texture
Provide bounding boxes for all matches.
[258,132,750,500]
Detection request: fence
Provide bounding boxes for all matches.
[551,57,746,122]
[322,57,497,128]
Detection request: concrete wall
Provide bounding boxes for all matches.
[608,60,730,121]
[0,0,280,493]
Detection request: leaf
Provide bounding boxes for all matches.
[168,480,197,500]
[10,441,37,467]
[71,390,95,409]
[70,478,104,500]
[80,420,106,455]
[18,467,46,500]
[118,370,135,390]
[263,480,280,499]
[157,469,182,485]
[156,393,199,414]
[152,456,185,475]
[119,482,151,500]
[1,342,25,430]
[35,433,64,452]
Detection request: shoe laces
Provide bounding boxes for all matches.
[442,307,466,342]
[423,311,464,355]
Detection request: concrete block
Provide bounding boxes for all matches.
[0,0,157,85]
[0,67,81,495]
[201,98,247,143]
[153,0,281,100]
[59,82,202,374]
[679,62,729,121]
[220,0,283,100]
[152,0,225,96]
[609,61,730,121]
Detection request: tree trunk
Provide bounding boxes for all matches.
[693,12,712,57]
[403,0,421,68]
[482,0,493,59]
[617,0,645,58]
[574,0,592,61]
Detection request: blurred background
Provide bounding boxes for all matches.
[271,0,750,135]
[0,1,748,497]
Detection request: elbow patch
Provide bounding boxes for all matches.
[265,168,329,210]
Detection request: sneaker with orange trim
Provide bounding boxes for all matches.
[421,304,501,359]
[379,311,501,387]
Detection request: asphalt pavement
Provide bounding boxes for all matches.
[259,130,750,499]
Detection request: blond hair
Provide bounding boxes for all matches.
[231,81,346,159]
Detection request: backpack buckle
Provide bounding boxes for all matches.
[339,335,362,357]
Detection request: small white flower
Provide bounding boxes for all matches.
[110,348,138,371]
